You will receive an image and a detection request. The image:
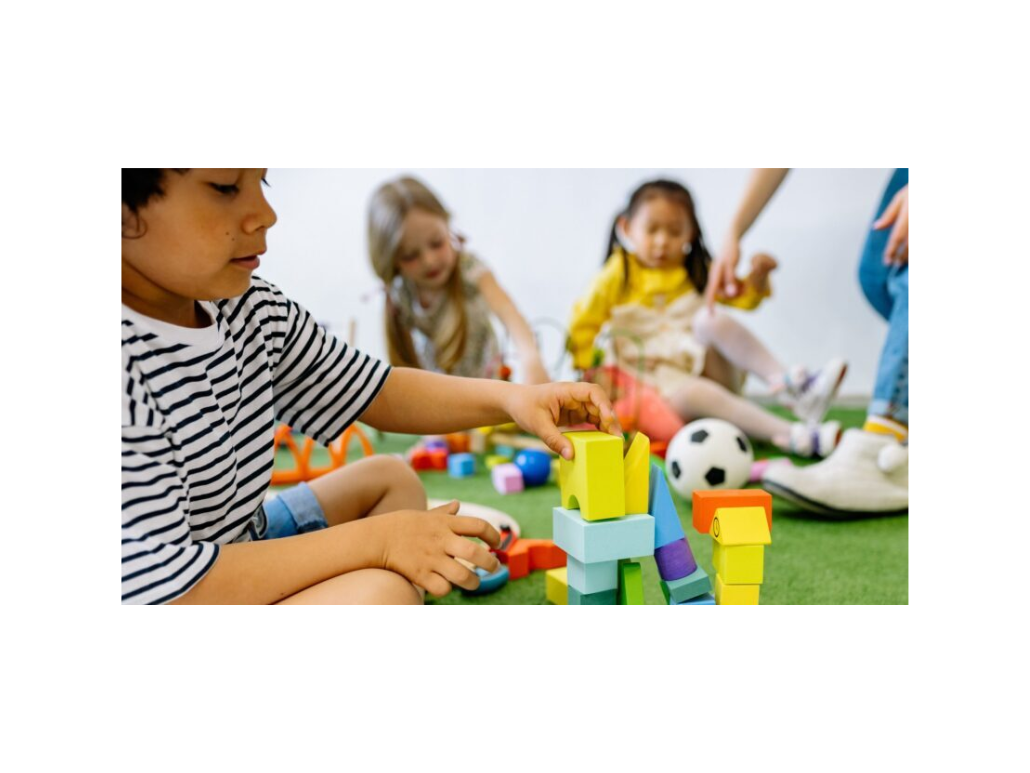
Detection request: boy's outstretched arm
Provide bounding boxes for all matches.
[359,368,621,459]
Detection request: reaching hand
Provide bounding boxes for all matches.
[873,185,909,265]
[376,501,502,597]
[705,238,742,312]
[506,381,622,460]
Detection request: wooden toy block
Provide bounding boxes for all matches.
[711,507,771,546]
[445,433,471,453]
[546,567,568,605]
[423,436,449,452]
[659,565,711,604]
[618,561,645,605]
[677,593,715,605]
[715,573,761,605]
[558,431,626,521]
[654,537,698,581]
[692,489,772,535]
[568,587,618,605]
[491,463,524,494]
[648,462,686,548]
[623,433,651,515]
[495,444,517,458]
[447,452,476,478]
[712,542,764,584]
[410,448,434,471]
[429,448,449,470]
[496,538,566,580]
[567,557,619,594]
[469,429,488,455]
[553,507,655,564]
[486,454,512,470]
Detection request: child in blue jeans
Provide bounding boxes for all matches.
[121,168,619,604]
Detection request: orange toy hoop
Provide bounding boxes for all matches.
[270,424,375,486]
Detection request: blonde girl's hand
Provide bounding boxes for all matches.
[705,238,742,312]
[375,501,502,597]
[505,382,622,460]
[873,185,909,265]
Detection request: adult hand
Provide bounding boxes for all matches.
[505,381,622,460]
[873,185,909,265]
[376,501,502,597]
[705,238,742,312]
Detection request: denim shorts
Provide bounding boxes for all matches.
[262,482,329,540]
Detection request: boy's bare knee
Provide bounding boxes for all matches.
[373,455,427,510]
[359,569,423,604]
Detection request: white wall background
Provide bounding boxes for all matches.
[260,168,894,398]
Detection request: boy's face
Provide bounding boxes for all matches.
[122,169,277,321]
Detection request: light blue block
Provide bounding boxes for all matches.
[448,453,475,478]
[677,592,715,605]
[553,507,655,563]
[649,462,685,548]
[568,587,618,605]
[660,564,711,604]
[494,444,516,458]
[566,557,619,594]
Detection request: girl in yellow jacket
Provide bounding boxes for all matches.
[569,179,845,457]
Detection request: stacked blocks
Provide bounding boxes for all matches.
[558,432,625,521]
[492,463,524,494]
[552,431,654,604]
[692,490,772,605]
[447,453,476,478]
[648,461,709,602]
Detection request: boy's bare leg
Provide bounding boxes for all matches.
[277,455,428,605]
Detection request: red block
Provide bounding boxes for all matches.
[497,538,567,580]
[429,449,449,470]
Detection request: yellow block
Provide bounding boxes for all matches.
[712,543,764,584]
[486,454,512,470]
[711,506,772,546]
[546,567,568,605]
[623,432,650,514]
[715,574,760,605]
[559,431,626,521]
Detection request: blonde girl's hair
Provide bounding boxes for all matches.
[367,176,468,373]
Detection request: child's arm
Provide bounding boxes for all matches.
[360,368,620,460]
[718,252,777,310]
[476,269,551,384]
[568,255,625,371]
[171,500,501,604]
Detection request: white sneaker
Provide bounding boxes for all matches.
[788,420,841,458]
[783,358,848,425]
[763,429,908,516]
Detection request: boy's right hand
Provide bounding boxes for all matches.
[374,501,502,597]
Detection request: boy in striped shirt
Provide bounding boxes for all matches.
[122,168,618,604]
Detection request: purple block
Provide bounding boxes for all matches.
[491,463,524,494]
[654,538,698,582]
[424,437,449,452]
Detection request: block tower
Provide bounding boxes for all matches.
[552,431,655,604]
[650,461,713,605]
[692,489,773,605]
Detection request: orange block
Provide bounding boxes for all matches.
[445,433,471,453]
[692,489,772,535]
[429,449,449,470]
[496,538,567,580]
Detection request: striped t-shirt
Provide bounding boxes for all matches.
[121,277,390,604]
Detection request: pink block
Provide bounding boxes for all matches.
[491,463,524,494]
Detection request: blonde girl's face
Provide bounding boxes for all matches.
[620,195,694,269]
[395,208,458,290]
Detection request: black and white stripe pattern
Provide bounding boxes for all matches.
[122,278,390,604]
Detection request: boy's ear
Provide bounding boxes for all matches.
[122,203,145,239]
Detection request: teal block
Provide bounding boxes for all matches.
[659,565,712,604]
[677,593,715,605]
[566,557,619,594]
[553,507,655,563]
[568,587,618,605]
[649,463,685,548]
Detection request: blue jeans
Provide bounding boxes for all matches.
[858,168,909,424]
[262,482,329,539]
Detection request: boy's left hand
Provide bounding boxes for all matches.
[507,382,622,460]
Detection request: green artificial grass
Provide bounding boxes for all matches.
[274,407,908,605]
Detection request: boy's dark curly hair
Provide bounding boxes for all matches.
[122,168,191,213]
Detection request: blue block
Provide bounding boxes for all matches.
[494,444,516,458]
[677,593,715,605]
[568,587,618,605]
[566,557,619,594]
[660,564,711,603]
[448,453,475,478]
[648,462,685,548]
[553,507,655,563]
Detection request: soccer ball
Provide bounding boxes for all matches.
[665,418,753,497]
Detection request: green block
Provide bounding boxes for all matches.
[618,561,644,605]
[660,565,712,604]
[568,587,618,605]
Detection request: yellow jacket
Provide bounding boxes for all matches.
[568,248,769,370]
